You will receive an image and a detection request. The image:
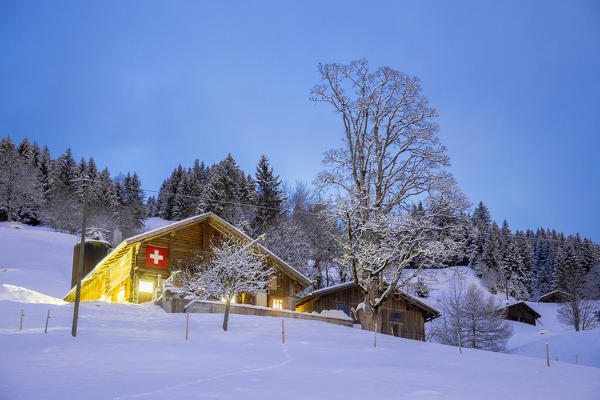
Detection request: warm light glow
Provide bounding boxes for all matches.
[138,280,154,293]
[117,286,125,302]
[273,298,283,310]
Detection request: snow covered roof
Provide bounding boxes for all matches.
[498,301,542,319]
[126,212,312,286]
[297,281,441,320]
[537,290,571,303]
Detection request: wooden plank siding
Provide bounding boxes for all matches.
[297,284,438,341]
[502,302,541,326]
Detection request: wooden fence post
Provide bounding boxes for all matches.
[458,332,462,355]
[546,343,550,367]
[185,312,189,341]
[44,310,50,334]
[282,319,285,344]
[576,353,578,365]
[19,309,24,332]
[374,322,377,348]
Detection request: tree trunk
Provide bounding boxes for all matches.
[222,299,231,331]
[7,203,12,222]
[360,289,380,332]
[572,301,580,332]
[314,259,323,289]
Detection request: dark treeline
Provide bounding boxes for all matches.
[2,135,599,299]
[0,136,146,239]
[148,153,344,289]
[411,201,600,301]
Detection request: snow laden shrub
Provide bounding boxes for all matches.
[429,271,513,352]
[178,240,273,331]
[413,277,430,298]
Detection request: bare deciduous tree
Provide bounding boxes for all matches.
[558,298,599,331]
[429,269,513,351]
[179,240,272,331]
[312,59,468,330]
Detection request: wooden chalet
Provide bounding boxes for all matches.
[64,213,312,310]
[296,282,440,341]
[499,301,541,326]
[537,290,571,303]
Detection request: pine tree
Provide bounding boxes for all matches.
[16,138,32,159]
[158,166,185,220]
[86,166,119,236]
[145,196,157,218]
[0,136,43,223]
[172,174,195,220]
[252,155,286,234]
[38,145,52,194]
[117,172,146,236]
[470,201,491,268]
[480,222,500,277]
[471,201,491,227]
[557,243,585,297]
[198,154,247,226]
[43,148,80,231]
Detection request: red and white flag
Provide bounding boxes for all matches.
[145,245,167,269]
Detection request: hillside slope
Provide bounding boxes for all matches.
[0,222,599,399]
[0,222,77,297]
[403,266,600,367]
[2,298,599,400]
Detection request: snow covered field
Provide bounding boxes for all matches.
[1,222,599,399]
[0,222,77,297]
[405,266,600,368]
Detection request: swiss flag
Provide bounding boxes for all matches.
[145,245,167,269]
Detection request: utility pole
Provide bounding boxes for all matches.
[72,183,88,337]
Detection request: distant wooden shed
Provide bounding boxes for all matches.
[64,213,312,310]
[537,290,571,303]
[500,302,541,326]
[296,282,440,341]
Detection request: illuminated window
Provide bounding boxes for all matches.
[272,298,283,310]
[138,280,154,293]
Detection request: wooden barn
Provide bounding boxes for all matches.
[64,213,312,310]
[538,290,571,303]
[499,301,541,326]
[296,282,440,340]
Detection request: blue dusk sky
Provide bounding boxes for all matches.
[1,1,599,240]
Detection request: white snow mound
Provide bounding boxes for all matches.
[0,284,67,305]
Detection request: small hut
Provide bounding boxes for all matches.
[499,301,541,326]
[537,290,571,303]
[296,282,440,340]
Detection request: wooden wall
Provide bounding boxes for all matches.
[505,303,537,326]
[65,246,132,303]
[301,286,428,341]
[131,222,211,303]
[539,292,570,303]
[67,219,303,310]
